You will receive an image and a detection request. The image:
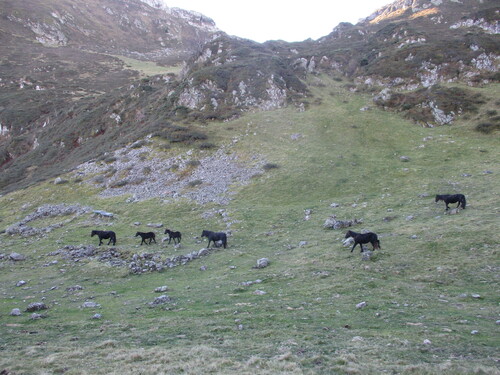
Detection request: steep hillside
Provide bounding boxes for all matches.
[0,76,498,374]
[0,0,499,194]
[0,0,219,187]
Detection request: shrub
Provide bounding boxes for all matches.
[263,163,280,171]
[475,122,500,134]
[199,142,216,150]
[109,179,129,188]
[187,179,203,187]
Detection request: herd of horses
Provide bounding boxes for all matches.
[91,194,466,253]
[91,228,226,248]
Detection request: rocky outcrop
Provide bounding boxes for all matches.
[5,204,91,237]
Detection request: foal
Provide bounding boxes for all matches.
[435,194,466,210]
[164,229,182,244]
[135,231,156,245]
[345,230,380,253]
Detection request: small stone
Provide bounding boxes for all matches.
[149,295,172,306]
[400,156,410,162]
[471,330,479,335]
[200,265,208,271]
[253,290,267,295]
[330,203,340,208]
[9,252,26,261]
[356,301,367,309]
[31,313,43,320]
[423,339,432,345]
[147,223,163,228]
[471,294,481,299]
[54,177,69,185]
[81,301,100,309]
[361,251,373,261]
[26,302,48,312]
[10,308,21,316]
[299,241,308,247]
[255,258,270,269]
[16,280,27,287]
[91,313,102,320]
[154,286,169,293]
[352,336,364,342]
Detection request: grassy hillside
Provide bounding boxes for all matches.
[0,77,499,374]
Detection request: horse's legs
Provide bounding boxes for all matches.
[351,242,358,253]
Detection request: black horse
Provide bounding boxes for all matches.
[345,230,380,253]
[201,230,227,248]
[435,194,466,210]
[164,229,182,244]
[135,231,156,245]
[91,230,116,246]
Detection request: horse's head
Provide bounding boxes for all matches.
[201,230,208,238]
[91,230,96,237]
[345,230,354,239]
[435,195,441,202]
[135,232,140,237]
[374,240,381,250]
[164,229,170,234]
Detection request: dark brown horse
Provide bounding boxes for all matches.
[164,229,181,244]
[135,232,156,245]
[435,194,466,210]
[345,230,380,253]
[201,230,227,248]
[91,230,116,246]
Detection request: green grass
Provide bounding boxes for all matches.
[0,77,499,374]
[112,55,182,77]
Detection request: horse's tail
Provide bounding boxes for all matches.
[461,195,466,209]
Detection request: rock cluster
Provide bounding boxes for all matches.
[75,143,264,204]
[6,204,91,237]
[324,215,363,230]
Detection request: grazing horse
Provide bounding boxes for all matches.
[345,230,380,253]
[164,229,182,244]
[91,230,116,246]
[135,231,156,245]
[201,230,227,248]
[435,194,466,210]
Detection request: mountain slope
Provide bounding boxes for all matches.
[0,0,499,194]
[0,75,498,375]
